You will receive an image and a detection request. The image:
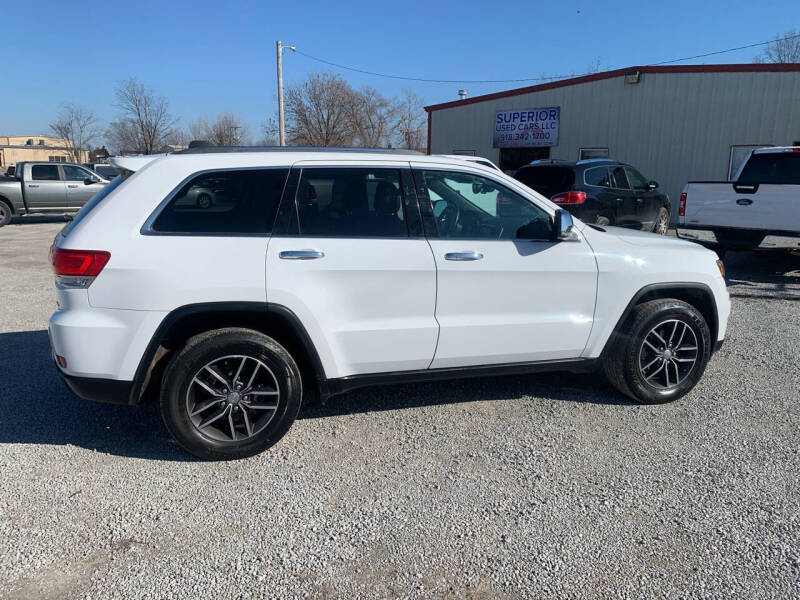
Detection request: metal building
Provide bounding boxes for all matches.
[425,64,800,220]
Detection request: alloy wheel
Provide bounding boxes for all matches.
[655,210,669,235]
[185,354,280,442]
[638,319,698,390]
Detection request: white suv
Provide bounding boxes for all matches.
[49,148,730,460]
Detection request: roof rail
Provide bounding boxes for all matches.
[576,158,616,165]
[174,145,424,155]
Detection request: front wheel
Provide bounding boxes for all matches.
[602,299,711,404]
[652,207,670,235]
[160,328,302,460]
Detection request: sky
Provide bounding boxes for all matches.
[2,0,799,143]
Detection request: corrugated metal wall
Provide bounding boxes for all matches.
[429,71,800,221]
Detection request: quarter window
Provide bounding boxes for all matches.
[295,168,407,237]
[31,164,60,180]
[584,167,610,187]
[422,170,551,240]
[151,168,288,234]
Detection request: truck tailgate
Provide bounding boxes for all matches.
[684,182,800,232]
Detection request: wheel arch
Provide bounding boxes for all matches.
[603,283,719,356]
[0,194,14,213]
[130,302,326,405]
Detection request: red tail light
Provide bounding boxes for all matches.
[50,246,110,277]
[679,192,687,217]
[551,191,586,205]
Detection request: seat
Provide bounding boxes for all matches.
[372,182,405,237]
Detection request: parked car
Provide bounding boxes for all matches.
[83,162,119,181]
[677,147,800,256]
[513,159,671,234]
[0,161,109,226]
[49,147,729,460]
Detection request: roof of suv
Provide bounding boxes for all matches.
[174,146,424,155]
[520,158,619,170]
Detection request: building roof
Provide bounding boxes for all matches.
[424,63,800,112]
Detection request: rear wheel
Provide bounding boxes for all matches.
[595,215,611,227]
[0,200,12,227]
[652,207,669,235]
[602,299,711,404]
[160,328,302,460]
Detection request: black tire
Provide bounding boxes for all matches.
[0,200,12,227]
[602,299,711,404]
[160,327,302,460]
[652,207,670,235]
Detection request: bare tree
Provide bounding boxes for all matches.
[49,103,102,162]
[109,78,177,154]
[755,29,800,63]
[285,72,356,146]
[188,117,211,141]
[207,112,251,146]
[395,89,426,152]
[348,87,398,147]
[259,117,280,146]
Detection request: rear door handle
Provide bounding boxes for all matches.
[67,184,78,188]
[28,184,39,188]
[445,251,484,261]
[279,250,325,260]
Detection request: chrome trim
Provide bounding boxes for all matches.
[444,251,484,261]
[279,250,325,260]
[676,228,718,243]
[758,235,800,249]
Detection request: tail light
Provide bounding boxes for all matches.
[50,246,110,288]
[679,192,687,217]
[551,191,586,205]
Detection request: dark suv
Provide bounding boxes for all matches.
[513,159,670,234]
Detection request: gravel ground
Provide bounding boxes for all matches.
[0,220,798,599]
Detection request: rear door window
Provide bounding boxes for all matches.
[150,168,289,234]
[295,168,407,237]
[609,166,630,189]
[31,164,61,181]
[514,166,575,198]
[738,153,800,184]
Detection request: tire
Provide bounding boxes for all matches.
[160,327,302,460]
[602,299,711,404]
[652,207,670,235]
[595,215,611,227]
[0,200,12,227]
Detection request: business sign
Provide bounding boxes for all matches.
[493,106,559,148]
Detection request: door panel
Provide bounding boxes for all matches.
[608,166,636,227]
[266,163,438,378]
[626,166,658,228]
[27,164,66,209]
[62,164,102,208]
[412,165,598,369]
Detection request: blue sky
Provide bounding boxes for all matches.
[2,0,798,141]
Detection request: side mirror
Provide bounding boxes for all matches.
[648,180,658,190]
[552,208,578,241]
[83,177,98,185]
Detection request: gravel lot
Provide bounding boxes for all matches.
[0,220,798,599]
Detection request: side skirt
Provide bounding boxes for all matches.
[321,358,597,399]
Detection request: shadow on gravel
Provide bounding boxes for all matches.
[723,250,799,295]
[9,215,71,225]
[0,330,193,462]
[0,329,631,458]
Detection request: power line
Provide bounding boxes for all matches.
[291,32,800,85]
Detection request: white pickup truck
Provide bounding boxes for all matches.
[677,147,800,255]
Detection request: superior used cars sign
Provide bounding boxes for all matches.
[493,107,560,148]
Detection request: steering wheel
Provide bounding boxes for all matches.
[437,201,460,236]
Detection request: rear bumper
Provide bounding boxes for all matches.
[677,225,800,249]
[57,365,134,405]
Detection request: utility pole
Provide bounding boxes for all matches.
[276,41,295,147]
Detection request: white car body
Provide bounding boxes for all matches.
[49,149,729,406]
[677,147,800,250]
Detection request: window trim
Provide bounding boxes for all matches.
[140,166,291,237]
[412,166,556,242]
[276,165,419,240]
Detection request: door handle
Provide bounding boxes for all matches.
[67,184,79,188]
[615,197,623,202]
[279,250,325,260]
[445,251,484,261]
[28,184,39,188]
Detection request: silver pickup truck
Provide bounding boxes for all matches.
[0,161,110,227]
